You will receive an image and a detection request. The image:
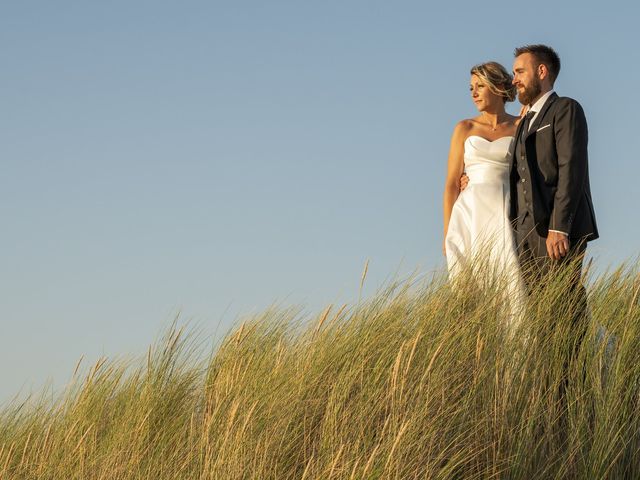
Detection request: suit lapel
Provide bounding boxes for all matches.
[510,114,527,169]
[524,92,558,141]
[514,113,527,139]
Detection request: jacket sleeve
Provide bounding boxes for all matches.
[550,99,588,235]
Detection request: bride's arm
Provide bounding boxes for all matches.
[442,121,468,255]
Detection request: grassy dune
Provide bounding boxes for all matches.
[1,259,639,479]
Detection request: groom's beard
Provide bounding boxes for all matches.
[518,77,542,106]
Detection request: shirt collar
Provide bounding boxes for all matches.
[529,90,555,113]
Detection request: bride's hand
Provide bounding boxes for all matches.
[519,104,530,118]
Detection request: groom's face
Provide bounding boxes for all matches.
[513,53,542,106]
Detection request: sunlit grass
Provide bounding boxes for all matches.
[1,257,638,479]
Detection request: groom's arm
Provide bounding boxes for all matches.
[550,98,589,239]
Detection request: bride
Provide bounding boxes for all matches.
[443,61,525,315]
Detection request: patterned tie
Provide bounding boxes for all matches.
[520,110,535,142]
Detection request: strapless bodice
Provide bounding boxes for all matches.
[464,135,514,185]
[446,134,525,325]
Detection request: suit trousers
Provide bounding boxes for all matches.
[514,213,587,298]
[514,212,589,443]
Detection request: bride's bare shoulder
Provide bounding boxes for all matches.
[510,114,523,126]
[452,118,474,137]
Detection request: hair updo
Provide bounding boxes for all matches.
[470,61,517,103]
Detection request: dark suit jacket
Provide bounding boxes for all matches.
[509,92,599,241]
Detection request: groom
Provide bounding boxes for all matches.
[510,46,599,442]
[509,44,598,289]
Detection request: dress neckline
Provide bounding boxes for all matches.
[465,135,514,143]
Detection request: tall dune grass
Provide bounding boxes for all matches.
[1,257,639,479]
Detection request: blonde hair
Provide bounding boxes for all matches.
[470,62,516,102]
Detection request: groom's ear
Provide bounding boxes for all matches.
[537,63,549,81]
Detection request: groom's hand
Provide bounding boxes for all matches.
[459,173,469,191]
[546,231,570,260]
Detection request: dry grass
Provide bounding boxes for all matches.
[1,257,639,479]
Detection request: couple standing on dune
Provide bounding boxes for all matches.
[443,44,599,334]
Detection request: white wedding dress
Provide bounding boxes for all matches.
[445,135,525,322]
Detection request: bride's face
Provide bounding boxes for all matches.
[469,75,502,112]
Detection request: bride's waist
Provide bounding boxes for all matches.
[465,166,509,185]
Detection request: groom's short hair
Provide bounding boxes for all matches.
[514,44,561,85]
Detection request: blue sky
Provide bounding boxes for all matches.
[1,1,636,402]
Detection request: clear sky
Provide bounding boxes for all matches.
[2,1,637,402]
